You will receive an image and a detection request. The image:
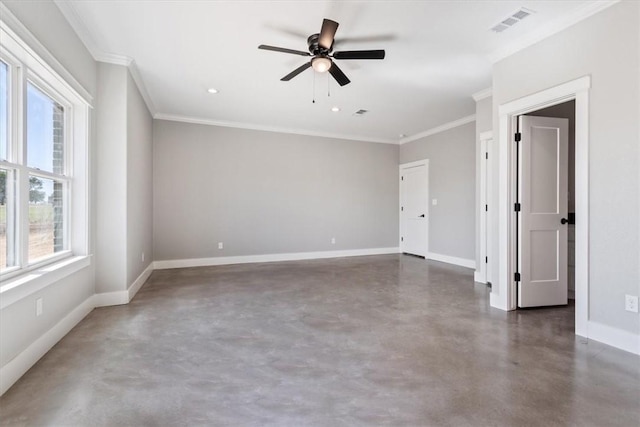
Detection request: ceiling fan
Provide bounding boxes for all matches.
[258,18,386,86]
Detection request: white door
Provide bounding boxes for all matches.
[400,161,428,257]
[518,116,569,307]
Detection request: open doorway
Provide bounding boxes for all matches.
[492,76,590,337]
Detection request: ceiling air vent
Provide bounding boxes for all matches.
[353,109,369,116]
[491,7,535,33]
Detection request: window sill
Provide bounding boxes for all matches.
[0,255,91,309]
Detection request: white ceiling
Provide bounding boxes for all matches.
[55,0,610,144]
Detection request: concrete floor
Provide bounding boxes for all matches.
[1,255,639,426]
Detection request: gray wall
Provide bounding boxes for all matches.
[95,63,154,293]
[399,122,475,261]
[153,121,399,260]
[0,0,97,366]
[492,1,639,335]
[95,63,127,293]
[126,71,153,285]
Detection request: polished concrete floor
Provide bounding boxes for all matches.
[1,255,639,426]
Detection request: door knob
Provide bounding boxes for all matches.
[419,214,425,218]
[560,218,568,224]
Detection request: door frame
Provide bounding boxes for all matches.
[493,76,590,337]
[475,131,493,284]
[399,159,429,256]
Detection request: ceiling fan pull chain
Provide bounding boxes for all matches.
[327,74,331,97]
[312,70,316,103]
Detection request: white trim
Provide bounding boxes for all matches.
[495,76,590,337]
[53,0,102,60]
[0,256,91,310]
[489,1,620,63]
[427,252,476,269]
[476,132,493,284]
[472,88,492,102]
[94,262,154,307]
[93,291,129,307]
[54,0,156,115]
[400,115,476,145]
[154,113,397,145]
[0,295,95,396]
[127,60,156,115]
[0,3,93,105]
[127,262,154,301]
[587,321,640,355]
[474,271,485,283]
[154,247,400,270]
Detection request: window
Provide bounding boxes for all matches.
[0,21,89,282]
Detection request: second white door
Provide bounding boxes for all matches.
[400,161,429,257]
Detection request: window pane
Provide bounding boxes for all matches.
[0,169,13,270]
[29,175,64,262]
[0,61,7,161]
[27,83,64,174]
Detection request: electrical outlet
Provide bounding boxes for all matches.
[331,237,336,245]
[625,295,639,313]
[141,252,145,262]
[218,242,223,250]
[36,298,43,317]
[432,199,438,206]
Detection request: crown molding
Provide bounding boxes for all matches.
[472,87,492,102]
[154,113,399,145]
[53,0,102,59]
[54,0,156,115]
[489,0,620,63]
[399,115,476,145]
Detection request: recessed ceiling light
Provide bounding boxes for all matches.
[331,107,340,112]
[207,88,219,94]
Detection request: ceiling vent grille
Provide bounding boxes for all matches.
[353,109,369,116]
[491,7,535,33]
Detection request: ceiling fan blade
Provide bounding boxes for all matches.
[318,19,339,50]
[333,50,386,60]
[328,62,350,86]
[258,44,310,56]
[281,62,312,81]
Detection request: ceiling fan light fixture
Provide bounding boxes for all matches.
[311,56,332,73]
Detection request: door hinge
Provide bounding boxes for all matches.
[401,237,404,242]
[514,202,521,212]
[485,152,488,160]
[514,272,521,282]
[485,204,488,212]
[485,256,488,264]
[401,176,404,181]
[401,206,404,211]
[514,132,521,142]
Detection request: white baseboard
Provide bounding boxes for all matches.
[94,262,154,307]
[154,247,400,270]
[587,321,640,355]
[93,290,128,307]
[0,295,95,396]
[127,262,154,301]
[474,271,487,284]
[427,252,476,269]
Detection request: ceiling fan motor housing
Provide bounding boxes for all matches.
[307,33,331,55]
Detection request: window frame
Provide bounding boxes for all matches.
[0,18,90,287]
